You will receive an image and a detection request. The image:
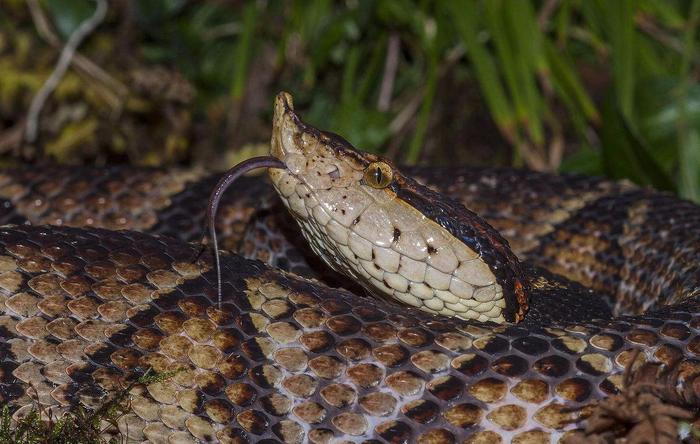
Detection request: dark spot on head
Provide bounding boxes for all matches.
[305,193,310,198]
[342,195,347,199]
[352,216,360,225]
[392,227,401,243]
[427,244,437,255]
[406,284,411,292]
[316,171,321,176]
[341,209,346,215]
[371,250,375,260]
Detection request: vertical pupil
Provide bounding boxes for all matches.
[374,167,383,184]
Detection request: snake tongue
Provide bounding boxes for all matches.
[205,156,287,305]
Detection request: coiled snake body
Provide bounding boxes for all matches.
[0,94,699,443]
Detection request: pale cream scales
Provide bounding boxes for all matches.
[269,92,508,322]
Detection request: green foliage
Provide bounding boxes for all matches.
[0,1,698,200]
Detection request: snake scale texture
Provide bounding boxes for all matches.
[0,99,699,443]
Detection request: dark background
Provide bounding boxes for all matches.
[0,0,698,201]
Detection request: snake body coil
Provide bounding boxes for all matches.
[0,94,698,442]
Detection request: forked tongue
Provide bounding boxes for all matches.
[206,156,286,306]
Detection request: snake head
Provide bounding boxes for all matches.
[269,92,528,323]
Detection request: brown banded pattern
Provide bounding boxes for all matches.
[0,225,699,442]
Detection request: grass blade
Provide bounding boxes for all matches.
[544,40,599,122]
[230,2,258,99]
[606,0,636,118]
[676,0,700,201]
[445,0,515,135]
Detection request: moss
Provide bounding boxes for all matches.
[0,369,178,444]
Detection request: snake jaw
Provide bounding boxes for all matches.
[268,92,529,323]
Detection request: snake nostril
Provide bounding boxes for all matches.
[329,166,340,179]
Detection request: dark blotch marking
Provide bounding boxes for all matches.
[238,410,269,435]
[402,400,439,424]
[475,336,509,354]
[241,338,267,361]
[352,216,361,225]
[427,244,437,255]
[392,227,401,243]
[249,365,275,388]
[491,355,528,377]
[428,375,464,401]
[237,314,261,336]
[453,354,489,377]
[660,322,691,340]
[326,314,362,336]
[534,355,571,377]
[512,336,550,356]
[556,377,592,402]
[376,420,412,443]
[599,377,620,396]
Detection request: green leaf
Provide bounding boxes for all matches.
[230,2,259,99]
[605,0,636,119]
[43,0,95,39]
[483,0,528,123]
[504,1,545,145]
[600,95,674,191]
[544,40,599,122]
[560,145,604,176]
[676,0,700,200]
[678,129,700,201]
[135,0,188,25]
[445,0,514,133]
[639,0,685,30]
[407,46,438,164]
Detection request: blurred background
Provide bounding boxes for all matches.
[0,0,698,201]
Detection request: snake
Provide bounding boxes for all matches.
[0,92,698,443]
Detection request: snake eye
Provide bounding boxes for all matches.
[363,161,393,189]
